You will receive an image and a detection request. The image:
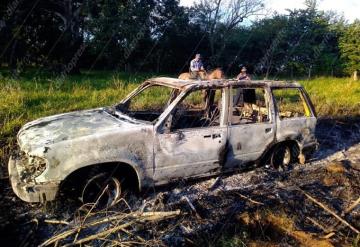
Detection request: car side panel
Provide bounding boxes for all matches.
[225,86,276,168]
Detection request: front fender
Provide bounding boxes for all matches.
[57,148,153,191]
[36,136,154,189]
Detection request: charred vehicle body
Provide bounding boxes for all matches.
[9,78,318,203]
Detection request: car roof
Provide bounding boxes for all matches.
[146,77,302,90]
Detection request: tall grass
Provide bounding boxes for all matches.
[300,77,360,116]
[0,70,155,166]
[0,71,359,167]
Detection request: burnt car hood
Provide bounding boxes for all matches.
[18,108,139,153]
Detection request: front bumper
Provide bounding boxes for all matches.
[8,156,59,203]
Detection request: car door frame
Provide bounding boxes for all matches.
[224,84,277,170]
[152,86,230,185]
[271,86,317,148]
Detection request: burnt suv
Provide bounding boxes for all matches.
[9,78,318,203]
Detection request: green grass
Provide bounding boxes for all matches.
[0,70,159,166]
[0,71,359,167]
[300,77,360,116]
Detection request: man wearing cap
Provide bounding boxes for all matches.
[190,54,205,79]
[236,67,251,80]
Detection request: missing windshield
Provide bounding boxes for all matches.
[118,85,178,122]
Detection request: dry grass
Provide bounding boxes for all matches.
[326,161,346,174]
[265,212,333,247]
[218,210,335,247]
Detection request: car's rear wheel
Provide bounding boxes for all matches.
[81,172,121,208]
[270,144,292,171]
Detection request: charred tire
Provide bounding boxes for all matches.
[81,172,121,208]
[270,144,292,172]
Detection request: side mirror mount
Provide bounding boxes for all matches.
[163,115,173,134]
[157,115,172,134]
[163,123,171,134]
[121,100,130,111]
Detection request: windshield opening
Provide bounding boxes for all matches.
[116,84,178,122]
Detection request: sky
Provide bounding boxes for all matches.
[179,0,360,22]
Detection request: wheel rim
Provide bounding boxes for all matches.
[81,173,121,207]
[271,145,291,171]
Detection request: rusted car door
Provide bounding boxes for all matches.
[225,86,276,169]
[153,88,229,184]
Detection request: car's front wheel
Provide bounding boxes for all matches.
[81,172,121,208]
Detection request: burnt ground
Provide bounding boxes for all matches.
[0,118,359,247]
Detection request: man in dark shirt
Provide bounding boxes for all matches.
[236,67,251,80]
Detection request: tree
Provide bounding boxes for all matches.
[0,0,44,76]
[149,0,206,73]
[0,0,354,78]
[191,0,264,66]
[42,0,85,74]
[84,0,155,71]
[339,20,360,80]
[250,15,289,78]
[270,0,340,78]
[0,0,87,75]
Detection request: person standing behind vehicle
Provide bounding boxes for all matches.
[236,66,251,80]
[234,66,251,107]
[190,54,205,79]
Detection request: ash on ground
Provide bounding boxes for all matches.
[1,118,359,246]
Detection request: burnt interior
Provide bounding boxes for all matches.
[231,88,270,125]
[119,86,179,123]
[121,87,222,129]
[127,111,161,122]
[169,89,222,130]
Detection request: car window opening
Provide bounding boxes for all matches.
[118,85,177,122]
[168,89,223,131]
[231,87,270,125]
[272,88,312,119]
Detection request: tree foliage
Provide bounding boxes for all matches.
[0,0,357,78]
[339,20,360,75]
